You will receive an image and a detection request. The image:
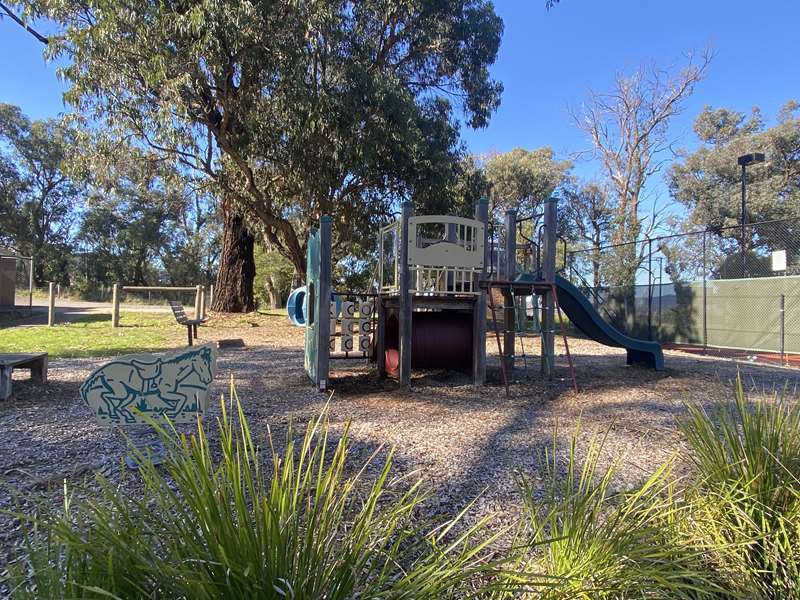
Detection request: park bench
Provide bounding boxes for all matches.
[168,300,206,346]
[0,353,48,401]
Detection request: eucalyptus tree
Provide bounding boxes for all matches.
[573,51,711,284]
[484,147,571,217]
[20,0,503,285]
[669,101,800,228]
[0,103,81,285]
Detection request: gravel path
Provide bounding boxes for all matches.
[2,312,799,579]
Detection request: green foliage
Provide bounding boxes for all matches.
[73,137,218,288]
[254,245,294,309]
[669,100,800,229]
[8,389,499,598]
[500,425,722,599]
[485,147,571,217]
[680,375,800,597]
[26,0,504,276]
[0,103,80,285]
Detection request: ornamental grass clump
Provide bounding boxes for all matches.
[680,375,800,598]
[7,385,498,599]
[496,424,724,599]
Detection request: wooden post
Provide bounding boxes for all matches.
[199,285,206,319]
[398,201,414,387]
[473,198,489,386]
[28,257,33,309]
[112,284,120,328]
[541,198,557,377]
[503,209,517,376]
[47,282,55,326]
[209,284,215,310]
[376,298,386,377]
[194,285,202,320]
[316,216,332,390]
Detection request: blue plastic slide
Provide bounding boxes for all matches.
[516,273,664,370]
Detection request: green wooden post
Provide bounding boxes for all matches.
[541,198,557,377]
[473,198,488,385]
[316,216,332,390]
[399,201,413,387]
[503,209,517,375]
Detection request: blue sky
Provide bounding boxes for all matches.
[1,0,798,214]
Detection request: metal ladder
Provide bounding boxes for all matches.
[487,282,579,396]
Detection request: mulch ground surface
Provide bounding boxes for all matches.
[2,312,800,579]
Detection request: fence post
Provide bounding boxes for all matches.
[47,282,55,327]
[209,284,215,310]
[702,231,708,353]
[647,237,653,341]
[780,294,786,366]
[194,285,202,320]
[199,285,206,319]
[112,284,120,328]
[28,257,33,309]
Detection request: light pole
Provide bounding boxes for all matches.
[737,152,765,275]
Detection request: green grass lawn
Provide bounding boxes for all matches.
[0,312,182,358]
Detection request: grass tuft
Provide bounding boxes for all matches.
[497,422,724,599]
[680,374,800,598]
[6,383,499,598]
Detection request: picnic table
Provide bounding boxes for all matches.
[0,353,48,401]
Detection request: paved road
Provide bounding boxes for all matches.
[2,297,182,328]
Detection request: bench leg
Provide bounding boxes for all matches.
[187,325,193,346]
[31,356,48,384]
[0,366,12,401]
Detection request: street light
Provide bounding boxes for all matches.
[737,152,765,274]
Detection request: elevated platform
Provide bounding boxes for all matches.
[381,293,477,312]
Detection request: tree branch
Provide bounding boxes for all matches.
[0,2,49,45]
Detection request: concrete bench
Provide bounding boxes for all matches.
[0,353,48,401]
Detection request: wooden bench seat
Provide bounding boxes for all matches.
[168,301,206,346]
[0,352,48,401]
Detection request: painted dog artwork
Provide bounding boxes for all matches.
[80,344,217,426]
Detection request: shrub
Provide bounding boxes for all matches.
[680,374,800,598]
[7,387,498,599]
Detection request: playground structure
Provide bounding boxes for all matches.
[297,197,664,392]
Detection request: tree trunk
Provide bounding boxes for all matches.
[265,275,282,309]
[212,203,256,312]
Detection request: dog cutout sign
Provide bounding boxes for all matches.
[80,343,217,426]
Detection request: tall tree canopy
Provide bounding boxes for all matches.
[72,137,218,288]
[23,0,504,280]
[484,147,571,217]
[574,52,710,247]
[669,101,800,229]
[0,103,80,285]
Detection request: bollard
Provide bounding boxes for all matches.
[112,284,120,328]
[48,282,55,326]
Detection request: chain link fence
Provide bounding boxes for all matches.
[564,217,800,361]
